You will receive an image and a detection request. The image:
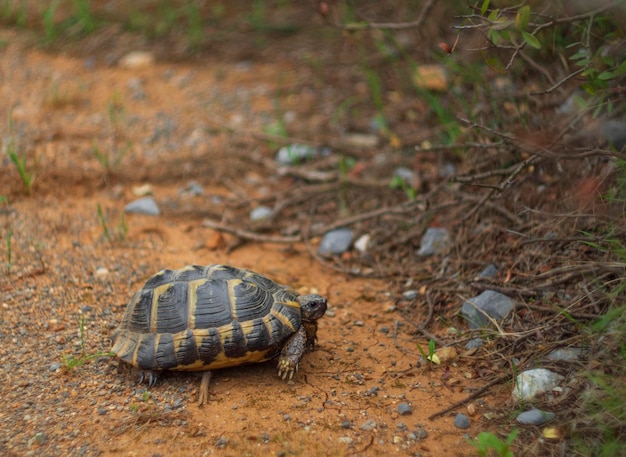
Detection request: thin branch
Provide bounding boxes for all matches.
[339,0,435,30]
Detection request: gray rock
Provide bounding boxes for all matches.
[397,403,412,415]
[512,368,564,402]
[179,181,204,197]
[360,419,377,431]
[412,428,428,440]
[402,290,418,300]
[546,347,584,362]
[417,227,451,256]
[478,264,498,279]
[601,120,626,151]
[465,338,484,349]
[394,167,415,185]
[276,144,318,165]
[461,290,515,329]
[124,197,160,216]
[318,228,353,256]
[250,206,272,222]
[338,436,354,444]
[439,162,457,178]
[453,413,470,429]
[516,408,555,425]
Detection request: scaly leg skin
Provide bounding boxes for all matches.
[277,326,307,380]
[198,371,213,406]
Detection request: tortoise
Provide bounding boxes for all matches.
[111,264,327,404]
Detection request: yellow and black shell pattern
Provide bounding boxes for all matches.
[111,265,303,372]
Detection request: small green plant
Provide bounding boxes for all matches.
[92,142,130,172]
[96,203,127,242]
[468,429,519,457]
[72,0,97,35]
[469,1,626,119]
[6,228,12,275]
[6,111,35,195]
[185,1,203,49]
[62,314,115,369]
[42,0,62,44]
[389,175,417,201]
[416,339,438,364]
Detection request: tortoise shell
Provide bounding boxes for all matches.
[111,264,326,373]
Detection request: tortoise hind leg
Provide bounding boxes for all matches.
[198,371,213,406]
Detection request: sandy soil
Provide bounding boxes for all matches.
[0,23,509,456]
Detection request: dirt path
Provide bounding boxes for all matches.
[0,29,498,456]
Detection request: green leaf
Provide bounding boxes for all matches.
[481,0,490,16]
[389,175,404,189]
[516,5,531,30]
[522,31,541,49]
[487,29,501,44]
[598,71,615,81]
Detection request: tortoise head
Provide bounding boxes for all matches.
[298,294,327,322]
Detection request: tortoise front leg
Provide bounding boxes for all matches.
[277,326,307,380]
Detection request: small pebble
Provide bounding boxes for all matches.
[461,290,515,329]
[250,206,272,222]
[119,51,155,69]
[215,437,228,448]
[380,326,390,334]
[354,233,371,254]
[412,428,428,440]
[124,197,160,216]
[338,436,353,444]
[465,338,484,349]
[394,166,416,185]
[276,144,318,165]
[360,419,377,431]
[397,403,412,415]
[516,408,555,425]
[49,362,62,371]
[512,368,564,402]
[417,227,451,256]
[341,421,351,429]
[179,181,204,196]
[402,290,418,300]
[318,228,353,257]
[453,413,470,429]
[546,348,583,362]
[94,267,109,278]
[478,263,498,279]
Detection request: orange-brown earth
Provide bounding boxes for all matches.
[0,22,509,456]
